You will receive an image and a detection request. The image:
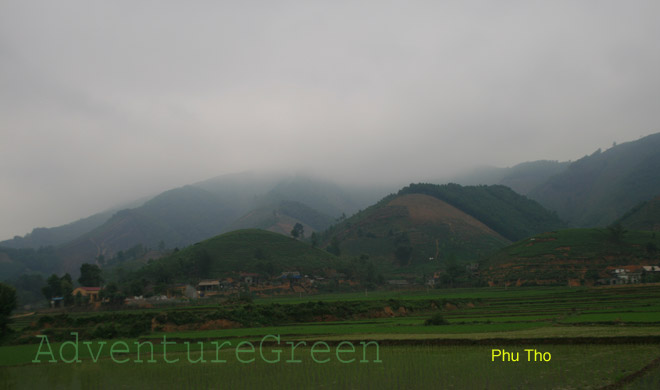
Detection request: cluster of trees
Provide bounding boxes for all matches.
[41,263,104,306]
[0,283,17,335]
[42,274,74,305]
[337,255,383,289]
[78,263,103,287]
[290,223,304,239]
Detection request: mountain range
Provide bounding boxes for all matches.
[2,132,660,280]
[0,173,390,277]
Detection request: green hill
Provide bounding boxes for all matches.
[529,132,660,227]
[397,183,566,241]
[319,183,564,270]
[136,229,337,283]
[481,228,660,286]
[321,192,511,269]
[617,196,660,231]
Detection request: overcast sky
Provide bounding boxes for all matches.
[1,1,659,240]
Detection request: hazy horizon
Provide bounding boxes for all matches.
[2,1,659,240]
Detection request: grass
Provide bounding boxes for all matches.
[2,345,658,389]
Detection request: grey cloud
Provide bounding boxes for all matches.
[1,0,659,239]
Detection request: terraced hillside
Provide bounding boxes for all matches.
[481,228,660,286]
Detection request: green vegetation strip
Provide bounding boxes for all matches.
[2,345,658,389]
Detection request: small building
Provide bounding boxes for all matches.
[606,266,643,284]
[279,271,301,279]
[72,287,102,303]
[197,279,220,294]
[387,279,409,286]
[240,272,261,285]
[169,284,198,299]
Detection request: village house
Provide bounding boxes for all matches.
[197,279,220,296]
[601,266,644,285]
[72,287,102,304]
[240,272,261,286]
[642,266,660,282]
[387,279,409,286]
[169,284,198,299]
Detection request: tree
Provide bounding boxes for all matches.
[585,269,600,283]
[291,223,304,239]
[42,274,63,301]
[128,279,145,297]
[74,291,85,306]
[310,232,319,248]
[78,263,103,287]
[607,223,626,244]
[441,256,464,288]
[99,283,125,305]
[424,312,448,326]
[0,283,17,333]
[41,274,73,305]
[327,236,341,256]
[61,274,74,306]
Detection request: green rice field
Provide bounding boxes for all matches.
[2,284,660,389]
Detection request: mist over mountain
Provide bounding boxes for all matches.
[228,200,335,236]
[2,132,660,280]
[454,160,570,195]
[0,211,114,250]
[528,133,660,227]
[1,172,393,276]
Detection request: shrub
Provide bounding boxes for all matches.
[424,312,448,326]
[92,323,118,339]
